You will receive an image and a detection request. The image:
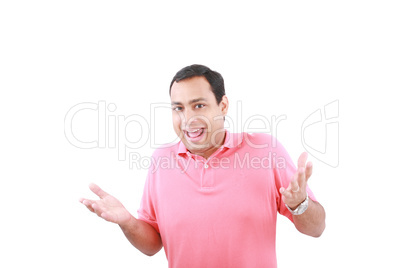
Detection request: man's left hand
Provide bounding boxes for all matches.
[280,152,313,210]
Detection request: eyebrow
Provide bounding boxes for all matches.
[171,98,207,106]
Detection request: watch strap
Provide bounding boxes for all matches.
[286,193,309,216]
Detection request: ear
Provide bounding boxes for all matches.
[219,95,229,116]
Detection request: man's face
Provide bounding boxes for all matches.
[170,76,228,158]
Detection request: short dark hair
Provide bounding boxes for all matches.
[169,64,225,104]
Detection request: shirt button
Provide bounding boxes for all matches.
[204,164,209,168]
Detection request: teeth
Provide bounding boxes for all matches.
[188,129,200,133]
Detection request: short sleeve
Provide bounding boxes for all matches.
[137,166,160,233]
[272,137,317,222]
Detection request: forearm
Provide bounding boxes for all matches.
[292,200,326,237]
[119,216,163,256]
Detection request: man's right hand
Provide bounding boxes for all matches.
[79,183,132,226]
[79,183,163,256]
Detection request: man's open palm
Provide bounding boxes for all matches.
[79,183,132,225]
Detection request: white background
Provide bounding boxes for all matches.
[1,1,401,267]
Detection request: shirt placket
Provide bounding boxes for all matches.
[184,147,226,189]
[189,154,210,189]
[201,157,214,188]
[201,147,227,189]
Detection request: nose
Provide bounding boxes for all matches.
[182,109,195,127]
[182,109,205,129]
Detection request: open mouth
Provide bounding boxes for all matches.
[184,128,205,141]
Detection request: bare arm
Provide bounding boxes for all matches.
[292,199,326,237]
[80,183,162,256]
[280,153,326,237]
[119,216,163,256]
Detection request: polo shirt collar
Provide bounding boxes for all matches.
[177,129,243,156]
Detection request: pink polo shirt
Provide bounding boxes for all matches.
[138,131,316,268]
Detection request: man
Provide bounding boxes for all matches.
[80,64,326,267]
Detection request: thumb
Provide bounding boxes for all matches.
[89,183,109,199]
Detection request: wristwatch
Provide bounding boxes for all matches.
[286,193,309,216]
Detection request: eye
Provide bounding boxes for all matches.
[172,106,183,111]
[195,104,205,109]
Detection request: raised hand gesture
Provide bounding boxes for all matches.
[79,183,132,226]
[280,152,313,210]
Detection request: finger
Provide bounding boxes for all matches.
[89,183,108,199]
[280,187,292,199]
[92,204,114,222]
[298,152,308,169]
[100,212,114,222]
[91,203,105,218]
[80,199,95,213]
[286,171,298,190]
[305,161,313,181]
[296,167,307,188]
[290,177,300,193]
